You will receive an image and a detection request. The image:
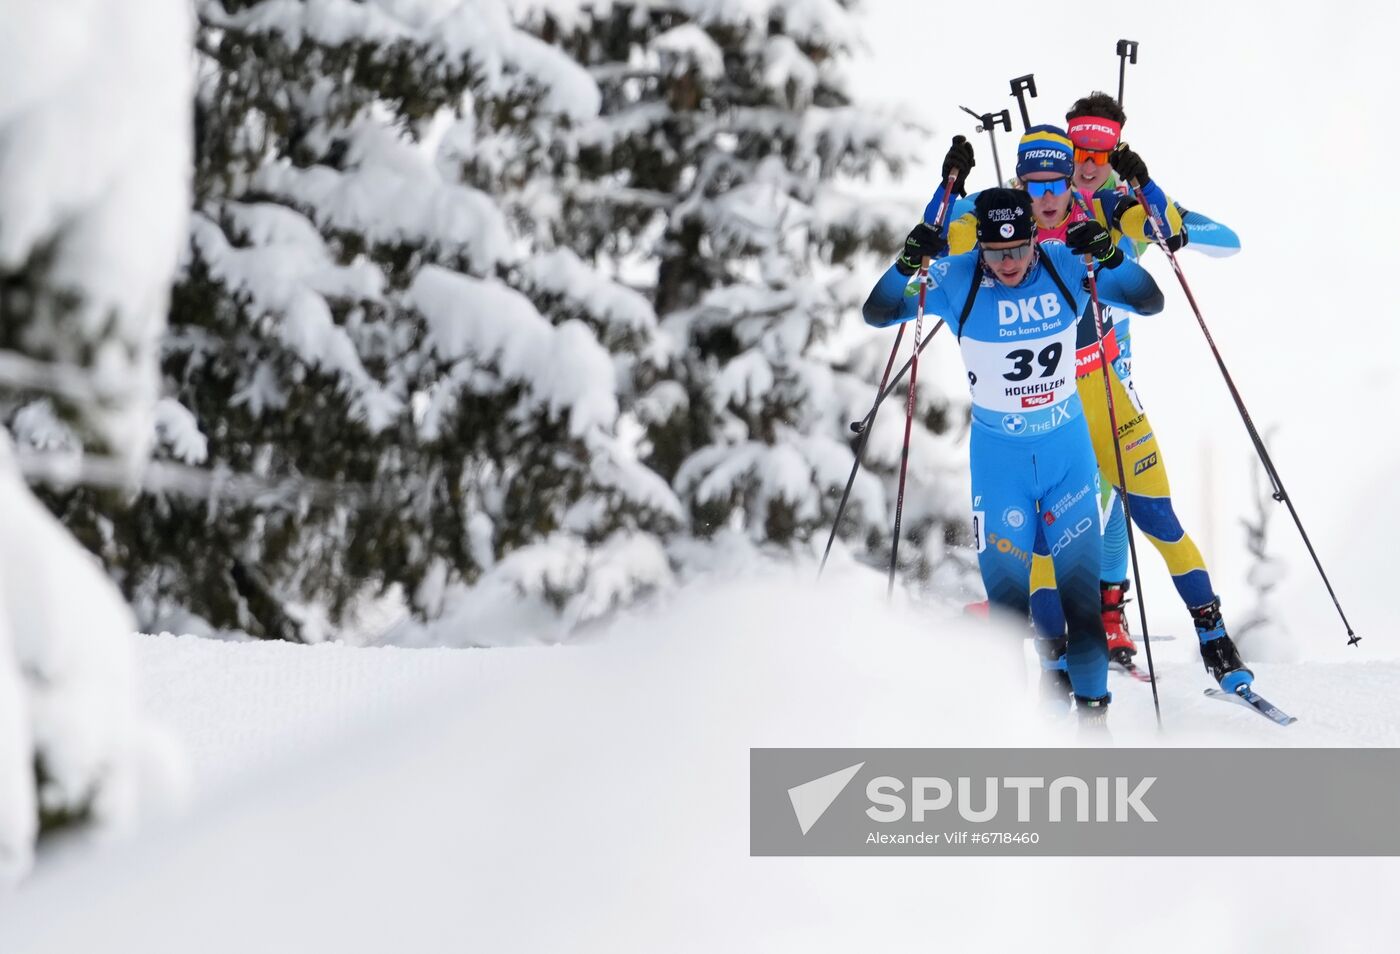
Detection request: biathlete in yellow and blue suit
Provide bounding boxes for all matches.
[864,187,1165,727]
[925,100,1252,698]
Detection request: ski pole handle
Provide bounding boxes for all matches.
[1116,40,1139,107]
[1009,74,1037,131]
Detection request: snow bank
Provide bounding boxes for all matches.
[2,570,1398,948]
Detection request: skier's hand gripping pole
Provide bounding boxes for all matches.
[883,168,963,595]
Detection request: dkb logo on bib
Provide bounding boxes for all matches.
[998,295,1062,325]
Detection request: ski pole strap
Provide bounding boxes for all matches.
[1038,250,1076,306]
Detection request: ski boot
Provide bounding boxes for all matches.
[1075,693,1111,739]
[1101,579,1138,666]
[1191,597,1253,693]
[1035,637,1073,713]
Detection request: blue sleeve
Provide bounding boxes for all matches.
[861,258,960,329]
[1095,256,1164,316]
[922,186,977,235]
[1180,207,1242,257]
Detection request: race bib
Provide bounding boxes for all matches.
[960,323,1078,413]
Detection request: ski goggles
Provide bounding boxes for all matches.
[1073,147,1112,166]
[1024,178,1070,198]
[981,242,1034,263]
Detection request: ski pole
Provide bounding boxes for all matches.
[1009,74,1037,131]
[887,252,930,599]
[849,325,940,433]
[1115,40,1139,107]
[1071,193,1163,726]
[821,171,960,579]
[1127,177,1360,647]
[884,171,959,594]
[959,105,1011,186]
[817,324,902,577]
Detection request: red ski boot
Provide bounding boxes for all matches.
[1101,580,1137,665]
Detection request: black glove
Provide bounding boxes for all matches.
[895,222,947,276]
[941,135,975,197]
[1109,143,1149,187]
[1066,219,1124,268]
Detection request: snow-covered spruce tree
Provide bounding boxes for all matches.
[0,1,190,880]
[511,1,974,587]
[39,0,682,643]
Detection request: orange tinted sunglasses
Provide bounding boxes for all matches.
[1074,146,1112,166]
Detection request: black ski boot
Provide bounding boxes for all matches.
[1191,598,1253,693]
[1035,637,1073,713]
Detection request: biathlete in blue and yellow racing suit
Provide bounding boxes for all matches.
[925,119,1252,695]
[1059,99,1252,690]
[863,188,1165,723]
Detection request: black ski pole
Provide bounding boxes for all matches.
[817,324,903,577]
[852,322,944,436]
[1009,74,1037,131]
[1127,176,1360,646]
[1071,194,1163,726]
[1116,40,1139,107]
[959,105,1012,186]
[820,171,959,580]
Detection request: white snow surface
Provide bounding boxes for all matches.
[1,570,1398,948]
[0,0,192,465]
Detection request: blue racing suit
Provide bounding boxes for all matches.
[863,243,1164,701]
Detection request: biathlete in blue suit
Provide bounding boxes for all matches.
[863,188,1165,727]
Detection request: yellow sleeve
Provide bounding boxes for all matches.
[1116,195,1184,242]
[948,211,978,255]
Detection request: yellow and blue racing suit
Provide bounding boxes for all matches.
[863,242,1164,700]
[926,180,1226,645]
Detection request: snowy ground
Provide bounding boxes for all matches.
[2,570,1398,952]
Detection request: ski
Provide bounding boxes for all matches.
[1204,686,1298,726]
[1112,660,1154,683]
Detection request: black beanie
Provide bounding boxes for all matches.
[974,188,1036,243]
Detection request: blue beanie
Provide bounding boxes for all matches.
[1016,124,1074,179]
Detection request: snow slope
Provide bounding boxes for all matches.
[2,571,1398,951]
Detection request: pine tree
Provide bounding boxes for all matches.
[514,1,974,586]
[31,0,683,642]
